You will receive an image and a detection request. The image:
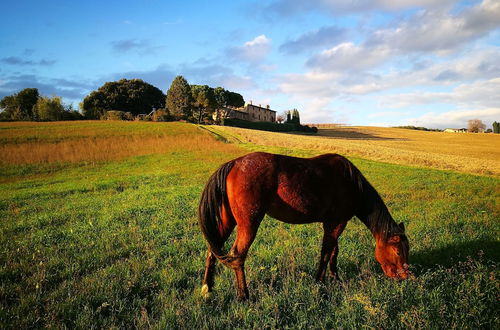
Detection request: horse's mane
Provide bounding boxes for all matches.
[340,157,402,240]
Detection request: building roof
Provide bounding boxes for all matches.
[246,103,277,112]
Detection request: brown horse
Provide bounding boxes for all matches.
[199,152,410,300]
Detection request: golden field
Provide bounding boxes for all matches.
[1,121,499,176]
[0,121,241,165]
[210,125,500,176]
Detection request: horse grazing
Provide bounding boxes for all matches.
[199,152,410,300]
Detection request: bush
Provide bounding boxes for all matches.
[151,109,171,122]
[102,110,134,121]
[61,110,84,121]
[135,114,151,121]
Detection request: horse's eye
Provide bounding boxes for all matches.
[396,251,401,256]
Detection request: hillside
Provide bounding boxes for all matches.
[209,125,500,176]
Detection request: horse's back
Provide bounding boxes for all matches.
[227,152,357,224]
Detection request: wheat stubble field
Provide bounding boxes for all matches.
[0,121,498,328]
[211,125,500,176]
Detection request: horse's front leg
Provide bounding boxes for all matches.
[316,221,347,282]
[329,222,347,280]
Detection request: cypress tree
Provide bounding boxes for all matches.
[166,76,193,119]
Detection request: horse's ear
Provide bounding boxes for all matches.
[388,235,401,244]
[399,222,405,232]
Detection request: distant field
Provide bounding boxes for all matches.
[0,121,498,328]
[210,125,500,176]
[0,121,242,167]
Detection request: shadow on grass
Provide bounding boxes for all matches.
[411,239,499,273]
[317,129,406,140]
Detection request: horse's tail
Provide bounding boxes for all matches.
[198,160,236,262]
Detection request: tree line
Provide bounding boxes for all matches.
[82,76,245,123]
[0,88,82,121]
[0,76,244,123]
[165,76,244,123]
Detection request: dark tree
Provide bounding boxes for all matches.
[292,109,300,124]
[226,91,244,108]
[166,76,192,119]
[214,87,228,108]
[493,121,500,134]
[191,85,216,124]
[212,87,245,122]
[0,88,39,120]
[82,79,165,119]
[285,109,300,125]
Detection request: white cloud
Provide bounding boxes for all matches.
[227,35,272,62]
[302,0,500,78]
[307,42,392,72]
[369,0,500,54]
[279,71,341,98]
[259,1,500,126]
[405,108,500,129]
[379,78,500,109]
[279,25,347,54]
[367,111,410,118]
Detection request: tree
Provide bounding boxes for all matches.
[166,76,192,120]
[276,114,285,124]
[214,87,228,108]
[212,87,245,122]
[292,109,300,124]
[285,109,300,125]
[82,79,165,119]
[227,91,244,108]
[493,121,500,134]
[33,96,65,121]
[191,85,216,124]
[0,88,39,120]
[467,119,486,133]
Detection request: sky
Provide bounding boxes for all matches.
[1,0,499,128]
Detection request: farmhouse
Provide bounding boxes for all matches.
[218,101,277,123]
[444,128,467,133]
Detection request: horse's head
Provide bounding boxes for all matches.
[375,222,410,279]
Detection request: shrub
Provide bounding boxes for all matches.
[102,110,133,121]
[151,109,171,122]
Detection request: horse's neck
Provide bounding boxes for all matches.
[356,185,399,241]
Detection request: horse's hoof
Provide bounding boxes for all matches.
[201,284,211,299]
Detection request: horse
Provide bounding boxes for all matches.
[198,152,410,300]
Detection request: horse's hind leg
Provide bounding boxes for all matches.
[202,203,235,298]
[316,221,346,282]
[227,220,261,301]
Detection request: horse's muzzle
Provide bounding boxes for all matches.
[396,263,411,279]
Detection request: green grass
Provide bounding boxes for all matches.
[0,122,498,329]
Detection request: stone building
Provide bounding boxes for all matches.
[217,101,277,123]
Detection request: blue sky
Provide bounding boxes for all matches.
[1,0,499,128]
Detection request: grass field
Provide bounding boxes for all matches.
[1,121,498,329]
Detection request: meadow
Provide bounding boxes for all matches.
[0,121,498,329]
